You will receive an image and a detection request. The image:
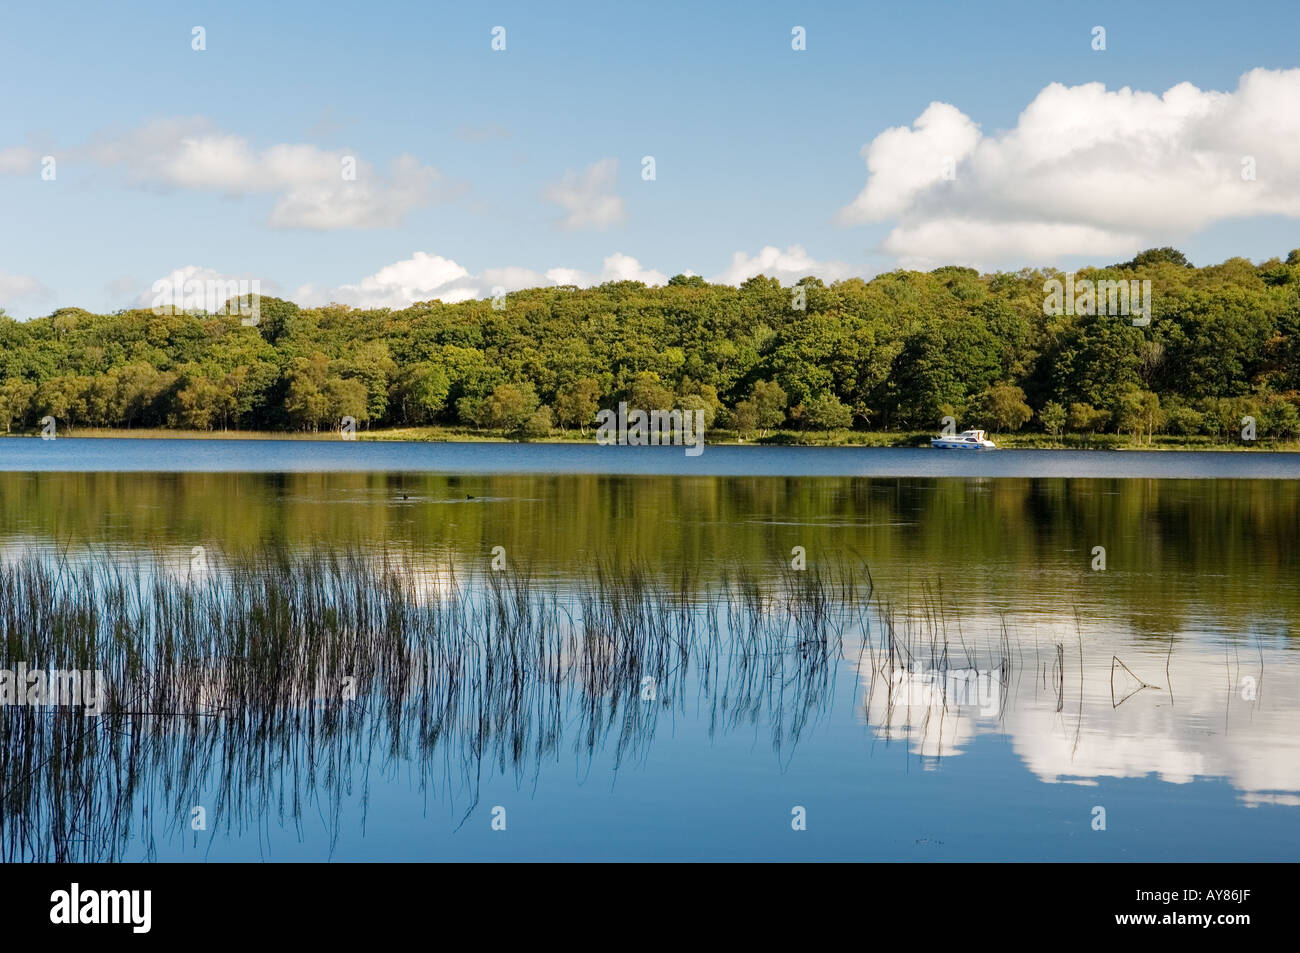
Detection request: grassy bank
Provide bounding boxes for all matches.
[3,424,1295,451]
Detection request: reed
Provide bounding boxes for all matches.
[0,547,891,861]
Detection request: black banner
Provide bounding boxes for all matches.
[0,862,1281,940]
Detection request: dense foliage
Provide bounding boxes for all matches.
[3,247,1299,440]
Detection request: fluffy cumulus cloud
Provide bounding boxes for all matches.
[297,253,490,308]
[132,265,281,311]
[296,251,667,309]
[840,68,1300,266]
[81,117,457,229]
[710,245,868,285]
[542,158,625,229]
[142,243,865,313]
[545,252,667,288]
[296,242,877,309]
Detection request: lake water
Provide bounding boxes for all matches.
[1,437,1298,861]
[3,435,1300,478]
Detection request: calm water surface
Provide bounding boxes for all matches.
[3,435,1300,478]
[0,438,1297,861]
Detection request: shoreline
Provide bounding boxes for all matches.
[1,427,1294,453]
[4,435,1299,479]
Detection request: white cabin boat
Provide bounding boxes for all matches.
[931,429,996,450]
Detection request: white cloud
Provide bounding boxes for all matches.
[840,102,981,223]
[297,253,477,308]
[297,251,666,309]
[294,244,871,309]
[129,240,873,313]
[856,609,1300,800]
[134,265,280,310]
[546,253,668,288]
[600,252,667,285]
[884,221,1139,272]
[268,153,450,230]
[0,273,51,306]
[83,118,456,229]
[710,244,869,285]
[479,265,549,290]
[541,267,586,287]
[0,147,38,174]
[840,68,1300,266]
[106,276,140,300]
[542,158,625,229]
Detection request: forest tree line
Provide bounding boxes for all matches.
[2,247,1299,441]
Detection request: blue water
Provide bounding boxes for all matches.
[3,436,1300,478]
[2,438,1299,862]
[165,704,1299,863]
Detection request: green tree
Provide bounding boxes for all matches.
[174,375,220,430]
[336,339,396,422]
[522,405,553,438]
[393,362,451,424]
[676,393,718,429]
[0,251,1293,444]
[284,353,330,430]
[1067,402,1109,434]
[976,383,1033,432]
[1038,401,1066,439]
[625,372,674,412]
[890,316,1001,428]
[554,377,602,433]
[472,381,540,432]
[729,399,759,438]
[0,378,36,432]
[1260,396,1300,437]
[749,379,788,435]
[1050,316,1143,410]
[324,375,369,426]
[801,393,853,430]
[1162,398,1204,436]
[1114,247,1193,270]
[1114,388,1165,444]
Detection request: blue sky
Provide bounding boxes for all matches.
[2,0,1298,315]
